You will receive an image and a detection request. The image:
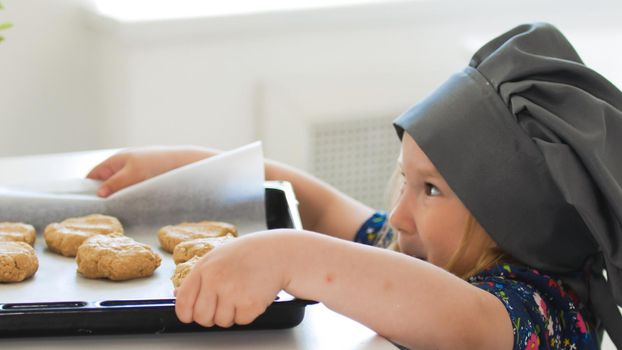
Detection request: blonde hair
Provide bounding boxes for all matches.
[443,214,508,279]
[384,167,508,280]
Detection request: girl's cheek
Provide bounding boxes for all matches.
[397,232,419,257]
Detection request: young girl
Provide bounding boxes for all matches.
[87,23,622,349]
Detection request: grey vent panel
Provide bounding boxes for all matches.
[311,116,400,210]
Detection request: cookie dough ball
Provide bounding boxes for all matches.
[0,222,36,246]
[172,234,235,264]
[44,214,124,257]
[158,221,237,253]
[76,234,161,281]
[171,255,200,288]
[0,241,39,283]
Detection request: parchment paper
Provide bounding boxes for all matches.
[0,142,266,303]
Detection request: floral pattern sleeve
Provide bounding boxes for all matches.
[353,211,394,248]
[470,264,598,350]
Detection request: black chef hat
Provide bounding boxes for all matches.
[394,22,622,345]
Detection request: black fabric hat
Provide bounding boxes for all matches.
[394,22,622,345]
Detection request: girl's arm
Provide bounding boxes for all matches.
[175,230,513,350]
[87,146,373,240]
[264,158,373,240]
[284,232,514,350]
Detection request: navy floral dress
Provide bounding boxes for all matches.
[355,212,599,350]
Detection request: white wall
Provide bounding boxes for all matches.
[85,0,622,171]
[2,0,621,164]
[0,0,103,156]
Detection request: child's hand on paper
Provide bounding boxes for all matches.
[87,146,215,197]
[175,230,293,327]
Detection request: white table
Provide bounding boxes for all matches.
[0,150,396,349]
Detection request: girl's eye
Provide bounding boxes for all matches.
[424,183,441,196]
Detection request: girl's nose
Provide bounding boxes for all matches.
[389,194,415,236]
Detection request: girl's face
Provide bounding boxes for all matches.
[389,133,479,274]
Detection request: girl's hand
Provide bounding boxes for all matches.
[174,230,292,327]
[86,146,214,197]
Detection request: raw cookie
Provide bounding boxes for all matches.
[44,214,124,257]
[172,234,235,264]
[158,221,237,253]
[0,241,39,283]
[76,234,161,281]
[171,255,200,288]
[0,222,36,246]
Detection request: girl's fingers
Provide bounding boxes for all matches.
[86,154,128,181]
[234,300,267,326]
[175,269,202,323]
[97,167,139,197]
[213,299,235,328]
[193,292,218,327]
[86,165,112,181]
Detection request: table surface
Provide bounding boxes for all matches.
[0,149,396,349]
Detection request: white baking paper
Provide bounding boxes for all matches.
[0,142,266,303]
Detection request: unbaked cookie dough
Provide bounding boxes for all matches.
[76,233,161,281]
[44,214,124,257]
[0,241,39,283]
[171,255,200,288]
[0,222,36,246]
[158,221,237,253]
[172,234,235,264]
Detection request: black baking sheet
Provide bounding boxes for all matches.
[0,181,315,337]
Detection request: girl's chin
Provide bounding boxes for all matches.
[403,250,427,261]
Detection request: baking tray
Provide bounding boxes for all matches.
[0,181,315,337]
